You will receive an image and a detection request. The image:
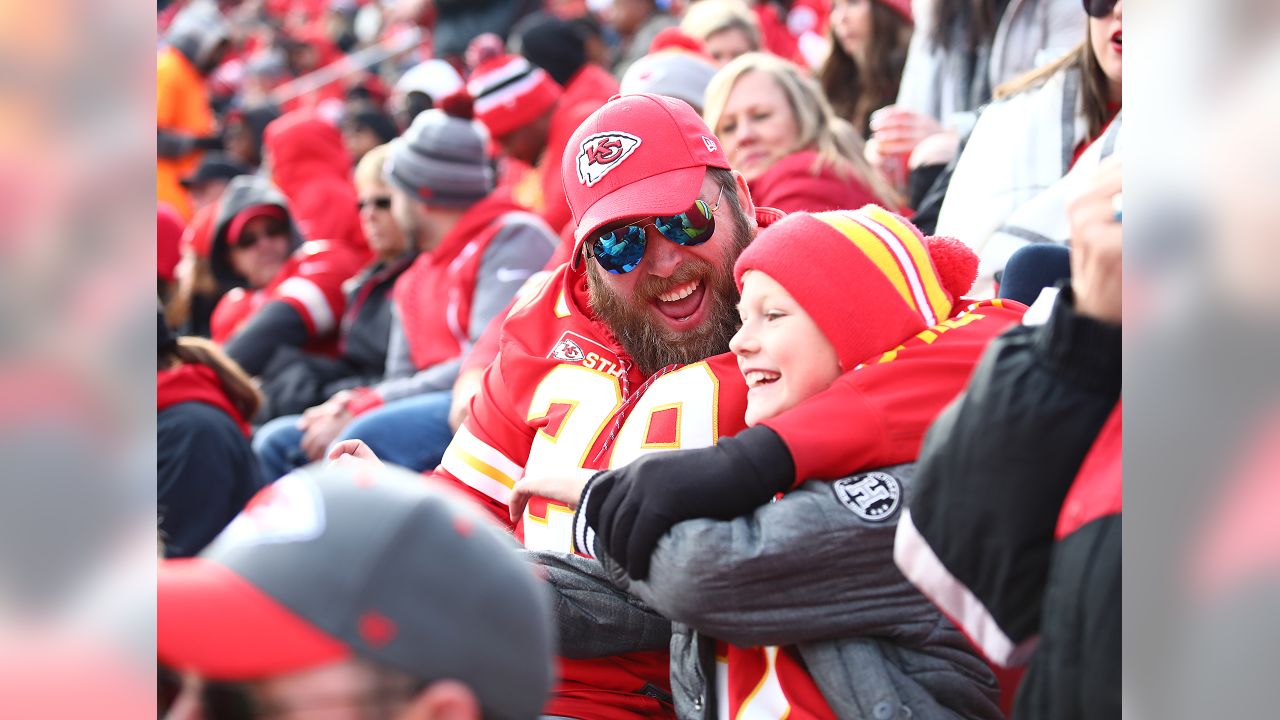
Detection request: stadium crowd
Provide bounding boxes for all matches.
[157,0,1122,718]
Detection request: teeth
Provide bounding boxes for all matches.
[658,280,699,303]
[745,370,780,387]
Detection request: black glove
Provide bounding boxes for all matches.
[193,133,225,151]
[586,425,795,580]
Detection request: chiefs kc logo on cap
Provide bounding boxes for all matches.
[576,131,642,187]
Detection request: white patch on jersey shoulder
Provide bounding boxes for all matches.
[551,337,585,362]
[832,471,901,522]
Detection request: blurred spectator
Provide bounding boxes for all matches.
[937,2,1122,295]
[158,463,555,720]
[158,205,185,302]
[178,151,252,215]
[255,98,556,478]
[869,0,1084,212]
[432,0,542,64]
[571,14,613,69]
[390,59,465,129]
[679,0,761,67]
[255,143,416,421]
[157,312,265,559]
[340,102,400,165]
[262,110,370,256]
[703,52,899,213]
[469,53,617,234]
[620,43,718,113]
[158,0,233,220]
[208,175,365,376]
[167,204,223,337]
[607,0,679,77]
[465,32,509,73]
[820,0,914,137]
[895,156,1122,719]
[223,104,281,171]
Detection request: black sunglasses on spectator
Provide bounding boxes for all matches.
[1083,0,1118,18]
[358,196,393,211]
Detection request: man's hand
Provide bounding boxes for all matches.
[298,392,354,461]
[326,439,385,473]
[1068,156,1123,324]
[587,426,795,579]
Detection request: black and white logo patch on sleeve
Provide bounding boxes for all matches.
[833,472,901,522]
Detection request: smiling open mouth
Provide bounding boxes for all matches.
[654,279,706,322]
[744,370,780,387]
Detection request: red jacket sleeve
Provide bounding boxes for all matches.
[762,300,1026,486]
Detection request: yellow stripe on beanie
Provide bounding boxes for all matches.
[815,211,920,315]
[863,205,953,322]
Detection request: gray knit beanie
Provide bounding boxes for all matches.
[384,94,495,209]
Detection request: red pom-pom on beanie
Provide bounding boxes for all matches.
[437,91,475,121]
[924,234,978,301]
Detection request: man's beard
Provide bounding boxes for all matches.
[586,209,754,377]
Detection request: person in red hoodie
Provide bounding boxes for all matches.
[704,51,902,213]
[261,110,369,258]
[467,51,617,235]
[158,311,264,558]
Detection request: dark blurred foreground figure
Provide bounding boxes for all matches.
[158,311,264,558]
[894,157,1122,719]
[158,463,555,720]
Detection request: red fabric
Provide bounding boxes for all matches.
[158,204,185,282]
[762,298,1027,486]
[182,203,218,258]
[393,194,526,371]
[263,111,369,259]
[719,645,836,719]
[157,364,251,436]
[211,239,364,348]
[746,150,882,214]
[753,2,805,65]
[468,55,564,139]
[539,64,620,234]
[158,558,350,680]
[1055,404,1122,539]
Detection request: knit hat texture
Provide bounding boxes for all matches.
[466,54,563,139]
[734,206,977,369]
[383,94,495,208]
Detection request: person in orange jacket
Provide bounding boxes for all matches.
[157,0,232,220]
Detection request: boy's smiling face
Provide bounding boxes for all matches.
[730,270,842,426]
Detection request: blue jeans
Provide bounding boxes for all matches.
[253,390,456,481]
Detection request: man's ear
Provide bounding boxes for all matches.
[400,679,482,720]
[731,169,755,219]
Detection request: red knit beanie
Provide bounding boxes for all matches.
[465,54,563,140]
[734,206,977,370]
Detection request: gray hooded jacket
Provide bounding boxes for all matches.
[530,464,1001,720]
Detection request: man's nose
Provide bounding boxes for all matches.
[642,225,685,278]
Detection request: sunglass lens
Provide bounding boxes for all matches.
[593,226,647,274]
[1084,0,1116,17]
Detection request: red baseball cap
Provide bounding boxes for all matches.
[562,93,731,267]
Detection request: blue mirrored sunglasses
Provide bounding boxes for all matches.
[589,187,724,274]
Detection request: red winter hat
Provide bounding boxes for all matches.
[734,206,976,370]
[563,93,732,266]
[466,54,563,140]
[227,204,287,247]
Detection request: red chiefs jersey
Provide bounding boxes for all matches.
[210,239,362,349]
[431,261,749,720]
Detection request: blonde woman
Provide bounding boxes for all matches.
[704,51,901,213]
